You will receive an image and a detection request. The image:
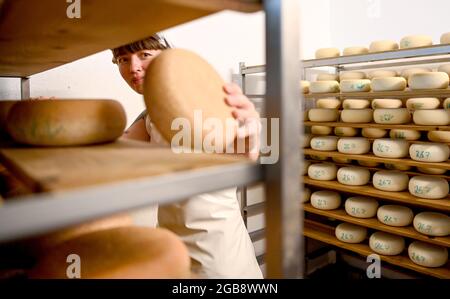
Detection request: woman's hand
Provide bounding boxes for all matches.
[223,83,261,161]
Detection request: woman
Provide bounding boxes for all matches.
[112,34,263,278]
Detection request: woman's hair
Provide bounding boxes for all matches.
[112,33,171,63]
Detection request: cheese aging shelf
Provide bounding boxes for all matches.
[0,0,303,278]
[239,41,450,278]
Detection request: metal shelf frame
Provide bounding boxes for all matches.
[0,0,304,279]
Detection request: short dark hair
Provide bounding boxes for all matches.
[112,33,171,63]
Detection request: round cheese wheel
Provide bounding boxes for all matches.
[337,166,370,186]
[308,162,338,181]
[342,47,369,56]
[315,48,340,59]
[29,227,191,278]
[358,160,380,167]
[441,32,450,44]
[335,223,367,243]
[409,143,450,162]
[368,70,398,79]
[344,196,379,218]
[369,40,399,52]
[302,187,311,203]
[371,99,403,109]
[310,136,339,151]
[427,131,450,143]
[373,108,411,124]
[310,190,341,210]
[373,138,410,158]
[337,137,370,154]
[408,72,449,90]
[311,125,333,135]
[339,71,367,81]
[341,109,373,123]
[372,170,409,192]
[333,157,353,164]
[438,64,450,77]
[389,129,421,141]
[300,81,310,94]
[408,175,449,199]
[316,73,339,82]
[362,128,387,138]
[334,127,359,137]
[377,205,413,227]
[413,109,450,125]
[0,100,18,138]
[308,108,339,122]
[6,100,126,146]
[144,49,237,151]
[408,241,448,268]
[406,97,441,110]
[414,212,450,237]
[342,99,371,109]
[310,81,340,93]
[302,160,312,176]
[371,77,406,92]
[400,35,433,49]
[369,232,405,256]
[400,67,432,81]
[416,167,447,175]
[384,163,412,171]
[340,79,371,92]
[316,98,341,109]
[302,133,312,148]
[444,98,450,109]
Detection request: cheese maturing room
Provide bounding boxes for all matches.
[0,0,449,286]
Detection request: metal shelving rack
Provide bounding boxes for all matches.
[0,0,303,278]
[240,42,450,278]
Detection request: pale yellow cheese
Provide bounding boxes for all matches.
[341,109,373,123]
[377,205,414,227]
[337,137,370,154]
[308,108,339,122]
[344,196,379,218]
[311,125,333,135]
[413,109,450,126]
[308,162,338,181]
[369,232,405,256]
[368,70,398,79]
[311,190,341,210]
[371,77,406,91]
[335,223,367,244]
[342,47,369,56]
[310,81,340,93]
[371,99,403,109]
[408,241,448,268]
[373,138,410,158]
[340,79,371,92]
[409,143,450,163]
[334,127,359,137]
[316,73,339,82]
[408,175,449,199]
[372,170,409,192]
[400,35,433,49]
[440,32,450,44]
[316,98,341,109]
[362,128,387,138]
[315,48,340,59]
[310,136,339,151]
[389,129,421,141]
[374,108,411,124]
[369,40,399,52]
[413,212,450,237]
[337,166,370,186]
[342,99,371,109]
[339,71,367,81]
[427,131,450,143]
[406,97,441,110]
[408,72,449,90]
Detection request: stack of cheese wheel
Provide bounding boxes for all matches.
[344,196,379,218]
[408,175,449,199]
[341,99,373,123]
[337,166,370,186]
[413,212,450,237]
[29,227,192,278]
[308,162,337,181]
[377,205,414,227]
[6,99,126,146]
[310,190,341,210]
[408,241,448,268]
[335,222,367,244]
[369,231,405,256]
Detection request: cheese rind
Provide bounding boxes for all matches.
[408,176,449,199]
[311,126,333,136]
[371,77,406,91]
[373,138,410,158]
[316,98,341,109]
[373,108,411,124]
[400,67,432,81]
[369,232,405,256]
[371,99,403,109]
[310,136,339,151]
[427,131,450,143]
[438,64,450,77]
[362,128,387,138]
[310,190,341,210]
[342,99,371,109]
[344,196,379,218]
[372,170,409,192]
[340,79,371,92]
[369,40,399,52]
[413,212,450,237]
[406,97,441,110]
[400,35,433,49]
[377,205,413,227]
[337,166,370,186]
[339,71,367,81]
[316,73,339,82]
[342,47,369,56]
[308,162,338,181]
[408,72,449,90]
[389,129,421,141]
[341,109,373,123]
[409,143,450,163]
[310,81,340,93]
[334,127,359,137]
[368,70,398,79]
[408,241,448,268]
[308,108,339,122]
[335,223,368,244]
[440,32,450,44]
[337,137,370,154]
[413,109,450,126]
[315,48,340,59]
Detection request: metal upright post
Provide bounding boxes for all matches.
[264,0,303,278]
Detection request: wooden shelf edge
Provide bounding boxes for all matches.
[304,220,450,279]
[303,121,450,132]
[303,177,450,212]
[304,149,450,171]
[303,203,450,247]
[303,89,450,99]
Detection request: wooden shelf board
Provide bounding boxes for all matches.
[304,121,450,132]
[304,219,450,279]
[0,138,254,192]
[303,203,450,247]
[303,177,450,212]
[304,149,450,171]
[0,0,261,77]
[305,159,450,180]
[303,89,450,99]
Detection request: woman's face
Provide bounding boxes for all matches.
[116,49,162,94]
